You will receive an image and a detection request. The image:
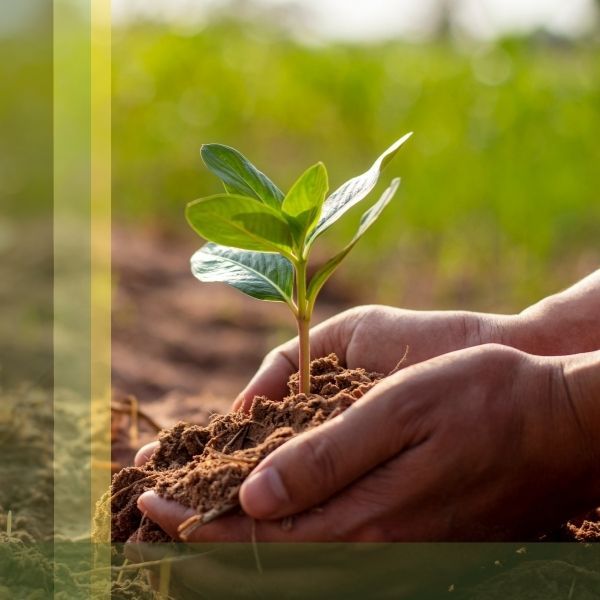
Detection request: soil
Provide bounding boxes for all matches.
[110,354,382,542]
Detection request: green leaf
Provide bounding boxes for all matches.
[306,132,412,246]
[201,144,284,209]
[186,194,294,256]
[307,178,401,302]
[281,162,328,243]
[191,243,294,304]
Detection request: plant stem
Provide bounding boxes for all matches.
[297,316,311,395]
[295,259,311,395]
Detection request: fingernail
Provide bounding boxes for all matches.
[137,490,156,512]
[240,467,289,518]
[233,392,251,412]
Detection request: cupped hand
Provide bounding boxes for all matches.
[232,304,517,411]
[135,305,513,465]
[137,344,596,542]
[135,272,600,472]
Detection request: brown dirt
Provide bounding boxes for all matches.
[110,354,382,542]
[563,508,600,543]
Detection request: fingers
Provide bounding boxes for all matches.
[137,491,198,539]
[233,311,359,411]
[232,344,297,411]
[137,451,429,542]
[239,364,435,520]
[137,490,347,542]
[134,441,159,467]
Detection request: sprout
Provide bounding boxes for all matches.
[187,133,412,395]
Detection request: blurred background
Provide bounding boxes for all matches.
[109,0,600,424]
[1,1,597,582]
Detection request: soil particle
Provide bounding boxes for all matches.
[110,354,383,542]
[565,513,600,543]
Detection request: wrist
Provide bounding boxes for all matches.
[494,302,598,357]
[461,312,526,350]
[461,308,596,357]
[510,275,600,356]
[496,311,553,355]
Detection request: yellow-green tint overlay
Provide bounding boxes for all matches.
[91,0,112,534]
[53,0,111,596]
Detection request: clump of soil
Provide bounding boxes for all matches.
[110,354,383,542]
[564,508,600,543]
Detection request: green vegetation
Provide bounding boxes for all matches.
[111,19,598,311]
[187,136,410,392]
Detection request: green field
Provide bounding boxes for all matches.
[113,19,599,311]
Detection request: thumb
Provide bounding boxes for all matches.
[232,343,298,412]
[239,368,429,519]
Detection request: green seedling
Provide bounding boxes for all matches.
[186,133,412,395]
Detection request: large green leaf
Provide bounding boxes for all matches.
[201,144,284,209]
[306,132,412,246]
[186,194,294,255]
[307,178,401,302]
[191,243,294,304]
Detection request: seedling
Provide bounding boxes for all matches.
[186,133,412,395]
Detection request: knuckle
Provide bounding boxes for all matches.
[348,304,382,321]
[475,342,524,367]
[339,305,374,341]
[263,345,294,372]
[259,351,277,372]
[340,304,373,326]
[264,346,284,365]
[299,433,341,493]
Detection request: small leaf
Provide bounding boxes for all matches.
[191,243,294,304]
[306,132,412,246]
[186,194,294,255]
[282,162,328,243]
[351,178,401,242]
[201,144,284,209]
[307,179,401,301]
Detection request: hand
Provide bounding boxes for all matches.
[232,268,600,412]
[135,304,515,461]
[136,267,600,459]
[137,345,600,542]
[231,304,517,411]
[134,272,600,542]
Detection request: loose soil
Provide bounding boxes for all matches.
[111,354,382,542]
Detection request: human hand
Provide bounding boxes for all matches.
[231,304,518,411]
[133,271,600,542]
[137,345,600,542]
[233,268,600,412]
[134,304,515,462]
